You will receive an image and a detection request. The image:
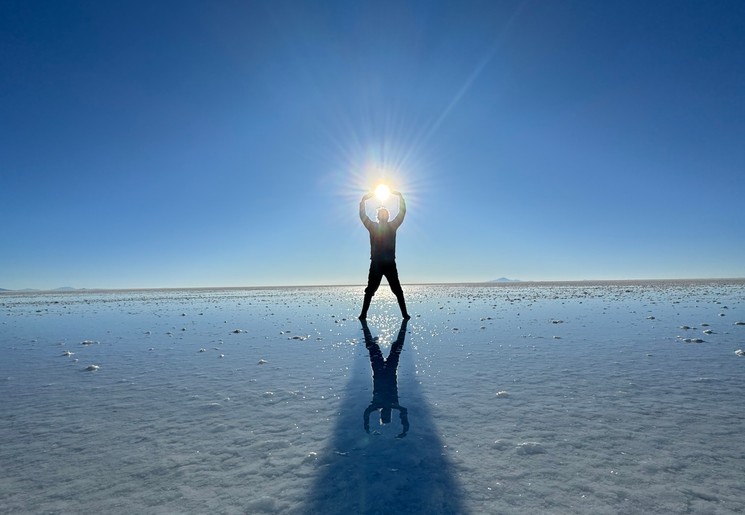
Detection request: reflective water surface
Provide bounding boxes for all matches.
[2,281,744,514]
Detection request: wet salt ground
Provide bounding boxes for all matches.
[1,282,744,514]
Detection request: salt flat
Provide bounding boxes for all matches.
[1,281,744,514]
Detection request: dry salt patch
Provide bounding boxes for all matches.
[679,337,705,344]
[735,350,745,357]
[85,364,100,371]
[257,359,268,365]
[516,442,546,455]
[246,496,285,513]
[288,335,309,340]
[735,321,745,326]
[550,319,564,324]
[232,329,244,333]
[495,391,510,398]
[199,348,206,353]
[61,350,74,357]
[703,329,714,334]
[491,440,511,450]
[646,316,655,320]
[80,340,98,345]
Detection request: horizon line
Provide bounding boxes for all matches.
[3,277,745,293]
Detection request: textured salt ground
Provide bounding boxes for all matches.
[1,282,744,514]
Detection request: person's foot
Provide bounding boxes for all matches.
[402,313,411,320]
[358,314,367,320]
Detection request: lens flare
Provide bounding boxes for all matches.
[375,184,390,201]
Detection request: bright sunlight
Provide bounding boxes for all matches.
[375,184,391,201]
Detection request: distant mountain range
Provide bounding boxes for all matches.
[0,286,84,292]
[490,277,521,283]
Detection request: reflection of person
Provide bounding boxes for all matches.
[359,190,410,320]
[361,319,409,438]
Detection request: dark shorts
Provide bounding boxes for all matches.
[365,260,404,296]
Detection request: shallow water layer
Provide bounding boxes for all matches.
[1,282,744,514]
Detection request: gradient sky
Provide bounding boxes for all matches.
[2,0,744,290]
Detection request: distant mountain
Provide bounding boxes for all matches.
[490,277,521,283]
[0,287,82,292]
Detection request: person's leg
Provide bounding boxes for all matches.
[367,343,384,371]
[384,262,410,319]
[360,262,383,319]
[388,319,408,361]
[360,319,383,366]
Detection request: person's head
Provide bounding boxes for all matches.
[377,207,389,223]
[380,407,392,424]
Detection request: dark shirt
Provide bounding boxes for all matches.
[360,198,406,262]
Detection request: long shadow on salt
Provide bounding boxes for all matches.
[303,318,469,514]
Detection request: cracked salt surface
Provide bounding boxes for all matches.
[1,281,745,514]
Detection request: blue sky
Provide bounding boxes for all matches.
[2,0,743,289]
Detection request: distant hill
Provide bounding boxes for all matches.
[0,287,83,292]
[490,277,521,283]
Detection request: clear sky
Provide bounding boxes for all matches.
[2,0,744,290]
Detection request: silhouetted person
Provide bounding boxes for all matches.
[359,190,410,320]
[361,319,409,438]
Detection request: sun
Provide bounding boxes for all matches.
[375,184,390,202]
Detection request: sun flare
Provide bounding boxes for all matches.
[375,184,390,201]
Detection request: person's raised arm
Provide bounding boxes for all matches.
[390,190,406,226]
[396,406,409,438]
[360,192,374,225]
[363,405,376,433]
